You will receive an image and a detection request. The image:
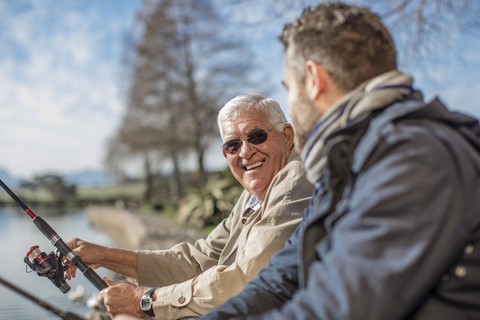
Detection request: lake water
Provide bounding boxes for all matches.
[0,205,116,320]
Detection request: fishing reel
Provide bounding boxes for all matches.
[24,245,71,294]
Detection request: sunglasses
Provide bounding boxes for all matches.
[221,128,271,155]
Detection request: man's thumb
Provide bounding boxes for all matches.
[103,277,113,286]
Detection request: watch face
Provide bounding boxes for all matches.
[141,297,152,311]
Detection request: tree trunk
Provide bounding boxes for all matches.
[169,152,182,203]
[143,154,154,204]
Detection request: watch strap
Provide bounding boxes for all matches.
[141,287,156,317]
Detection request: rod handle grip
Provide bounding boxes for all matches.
[33,216,56,239]
[83,268,108,291]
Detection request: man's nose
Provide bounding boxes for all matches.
[238,140,256,159]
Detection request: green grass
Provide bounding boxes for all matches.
[76,182,145,202]
[0,182,145,206]
[0,187,54,204]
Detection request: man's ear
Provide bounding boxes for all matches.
[304,60,326,100]
[283,123,295,150]
[222,149,227,158]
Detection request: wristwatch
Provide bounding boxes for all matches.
[140,287,156,317]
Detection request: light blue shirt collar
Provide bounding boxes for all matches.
[248,195,263,211]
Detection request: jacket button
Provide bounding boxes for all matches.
[464,244,474,255]
[455,266,467,278]
[178,296,186,304]
[241,218,247,224]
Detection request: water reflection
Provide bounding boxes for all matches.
[0,206,115,320]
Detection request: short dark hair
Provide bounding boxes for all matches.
[279,2,397,91]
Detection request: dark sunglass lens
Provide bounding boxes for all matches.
[222,130,268,155]
[247,130,268,145]
[223,139,241,154]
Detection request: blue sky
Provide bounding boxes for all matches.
[0,0,479,178]
[0,0,142,177]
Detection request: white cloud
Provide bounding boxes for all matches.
[0,1,138,178]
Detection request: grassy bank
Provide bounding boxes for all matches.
[0,182,145,207]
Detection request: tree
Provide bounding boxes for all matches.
[107,0,253,202]
[230,0,480,67]
[366,0,480,67]
[31,174,76,203]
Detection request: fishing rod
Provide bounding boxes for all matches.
[0,178,108,292]
[0,275,85,320]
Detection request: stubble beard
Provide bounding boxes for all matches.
[291,97,319,155]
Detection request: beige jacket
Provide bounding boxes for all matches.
[135,152,313,319]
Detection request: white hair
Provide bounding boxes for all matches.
[217,93,287,140]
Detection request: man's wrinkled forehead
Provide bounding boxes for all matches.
[227,108,271,125]
[222,112,270,139]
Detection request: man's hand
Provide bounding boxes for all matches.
[64,238,138,279]
[98,278,147,319]
[64,237,104,280]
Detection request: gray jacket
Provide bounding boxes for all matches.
[201,91,480,319]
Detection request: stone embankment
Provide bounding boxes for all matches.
[84,206,206,250]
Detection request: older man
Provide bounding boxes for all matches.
[201,2,480,320]
[66,93,313,319]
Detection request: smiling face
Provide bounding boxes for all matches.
[222,109,294,200]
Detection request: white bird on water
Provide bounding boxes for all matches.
[67,284,85,302]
